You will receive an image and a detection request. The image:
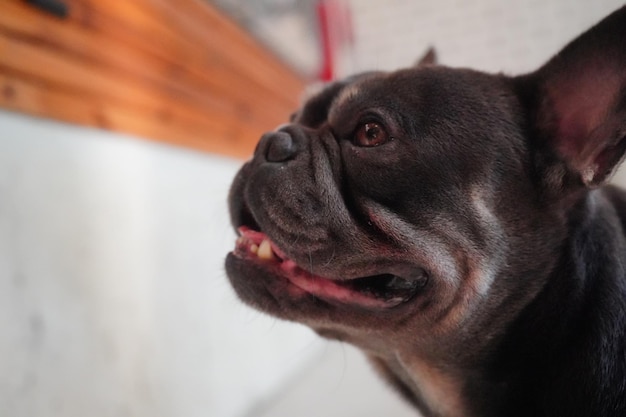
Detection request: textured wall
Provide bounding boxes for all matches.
[347,0,624,75]
[0,110,320,417]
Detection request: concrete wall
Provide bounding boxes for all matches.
[0,111,321,417]
[347,0,625,76]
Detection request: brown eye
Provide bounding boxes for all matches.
[354,122,390,147]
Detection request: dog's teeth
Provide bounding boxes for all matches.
[250,244,259,254]
[257,239,274,260]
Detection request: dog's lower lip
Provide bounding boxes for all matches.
[233,226,425,308]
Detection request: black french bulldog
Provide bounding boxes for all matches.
[226,7,626,417]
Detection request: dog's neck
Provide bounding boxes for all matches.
[395,354,470,417]
[370,189,626,417]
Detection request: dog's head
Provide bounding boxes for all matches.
[225,8,626,357]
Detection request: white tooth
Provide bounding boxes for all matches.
[250,244,259,254]
[257,239,274,260]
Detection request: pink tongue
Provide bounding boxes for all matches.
[237,226,393,309]
[284,265,393,308]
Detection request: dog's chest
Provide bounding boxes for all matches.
[394,355,469,417]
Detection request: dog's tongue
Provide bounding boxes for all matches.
[235,226,404,309]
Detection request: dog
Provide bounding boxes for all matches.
[225,7,626,417]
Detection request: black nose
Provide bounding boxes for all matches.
[263,131,297,162]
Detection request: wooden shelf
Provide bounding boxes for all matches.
[0,0,307,158]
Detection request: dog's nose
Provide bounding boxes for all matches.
[262,131,297,162]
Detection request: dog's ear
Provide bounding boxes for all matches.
[415,47,437,67]
[522,6,626,189]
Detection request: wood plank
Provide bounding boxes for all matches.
[0,0,298,124]
[0,31,289,139]
[146,0,305,93]
[66,0,304,105]
[0,73,260,157]
[0,0,307,158]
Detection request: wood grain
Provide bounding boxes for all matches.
[0,0,307,158]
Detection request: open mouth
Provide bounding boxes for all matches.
[233,226,426,309]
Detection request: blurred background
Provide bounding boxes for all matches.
[0,1,624,416]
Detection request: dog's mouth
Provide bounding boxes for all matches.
[233,226,427,309]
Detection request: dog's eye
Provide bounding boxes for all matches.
[353,122,390,147]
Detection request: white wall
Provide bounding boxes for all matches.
[0,111,321,417]
[347,0,625,76]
